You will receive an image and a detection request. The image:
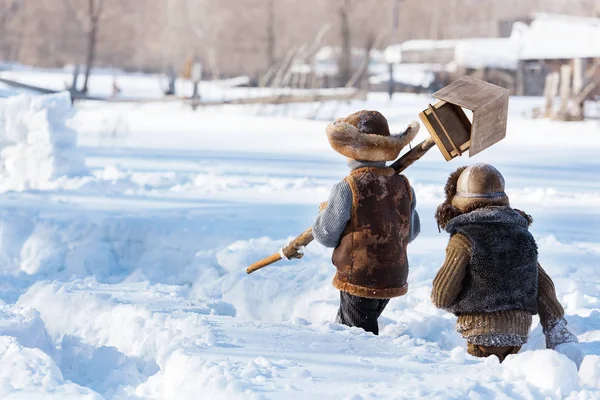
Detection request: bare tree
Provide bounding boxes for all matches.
[184,0,231,80]
[266,0,276,68]
[336,0,354,86]
[3,0,599,79]
[0,0,20,28]
[346,30,387,88]
[0,0,22,58]
[65,0,108,94]
[333,0,391,87]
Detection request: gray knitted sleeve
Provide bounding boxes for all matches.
[312,180,352,248]
[313,179,420,248]
[408,187,420,243]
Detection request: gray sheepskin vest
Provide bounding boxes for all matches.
[445,206,539,315]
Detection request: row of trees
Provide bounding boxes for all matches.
[0,0,598,92]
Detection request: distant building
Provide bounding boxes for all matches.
[518,13,600,97]
[378,13,600,97]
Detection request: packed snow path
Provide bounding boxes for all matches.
[0,89,599,399]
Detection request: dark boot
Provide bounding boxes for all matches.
[336,291,390,335]
[467,343,521,362]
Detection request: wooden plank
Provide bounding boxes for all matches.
[470,92,508,157]
[455,102,473,133]
[544,71,560,118]
[558,64,572,118]
[419,107,453,161]
[573,58,583,96]
[432,75,509,111]
[0,77,58,94]
[191,89,366,106]
[544,73,555,117]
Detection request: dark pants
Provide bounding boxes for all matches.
[336,291,390,335]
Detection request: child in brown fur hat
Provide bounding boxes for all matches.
[312,110,420,335]
[431,163,577,361]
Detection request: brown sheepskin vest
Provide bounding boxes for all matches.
[332,167,412,299]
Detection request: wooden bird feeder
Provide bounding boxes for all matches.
[419,76,510,161]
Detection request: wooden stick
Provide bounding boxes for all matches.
[246,228,314,274]
[246,253,282,274]
[389,136,437,173]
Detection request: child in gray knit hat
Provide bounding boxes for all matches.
[313,110,420,335]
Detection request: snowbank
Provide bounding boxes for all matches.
[0,301,102,398]
[0,302,54,356]
[0,92,88,191]
[15,279,600,399]
[503,350,580,394]
[0,84,20,99]
[17,281,269,399]
[0,336,102,399]
[580,355,600,388]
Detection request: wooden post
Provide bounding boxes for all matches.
[543,72,559,118]
[70,64,80,92]
[572,58,585,121]
[573,58,583,95]
[558,64,572,120]
[516,60,525,96]
[388,62,395,100]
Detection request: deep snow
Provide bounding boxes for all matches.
[0,80,598,399]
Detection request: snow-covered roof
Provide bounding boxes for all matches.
[314,46,383,62]
[383,38,519,70]
[382,13,600,68]
[454,38,520,70]
[398,39,461,52]
[369,64,444,87]
[519,13,600,60]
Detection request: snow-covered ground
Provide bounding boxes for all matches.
[0,77,599,399]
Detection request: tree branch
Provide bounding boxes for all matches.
[0,0,21,28]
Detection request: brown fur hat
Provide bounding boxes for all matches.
[326,110,419,162]
[435,165,532,230]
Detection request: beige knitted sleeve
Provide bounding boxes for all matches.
[537,263,565,327]
[431,233,471,309]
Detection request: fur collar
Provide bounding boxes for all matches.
[445,206,530,233]
[326,120,419,162]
